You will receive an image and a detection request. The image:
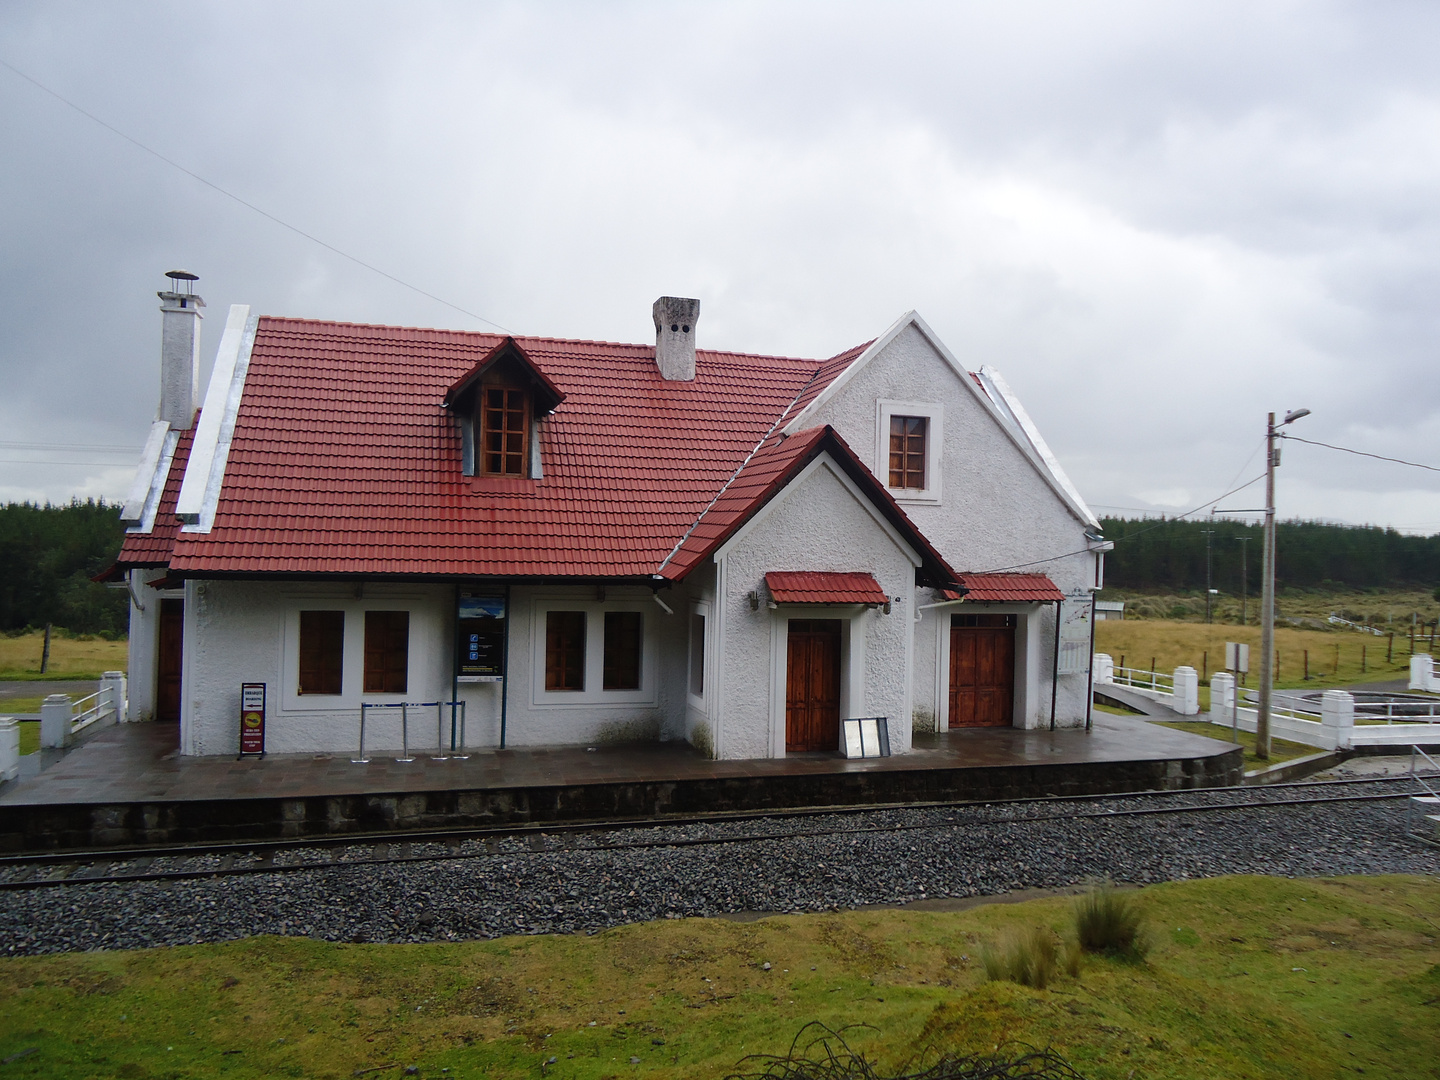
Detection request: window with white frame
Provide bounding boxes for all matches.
[876,400,942,502]
[532,597,656,705]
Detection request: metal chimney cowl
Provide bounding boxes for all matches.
[157,270,205,430]
[653,296,699,381]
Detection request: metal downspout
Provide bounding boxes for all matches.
[499,584,511,749]
[1049,600,1061,730]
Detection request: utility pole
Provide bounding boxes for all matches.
[1257,407,1310,760]
[1237,536,1251,625]
[1202,528,1215,623]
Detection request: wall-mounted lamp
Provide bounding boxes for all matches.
[748,590,760,611]
[883,598,893,615]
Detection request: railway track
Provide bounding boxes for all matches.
[0,774,1429,893]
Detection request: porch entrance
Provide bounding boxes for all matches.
[158,598,184,723]
[786,619,841,752]
[948,613,1015,728]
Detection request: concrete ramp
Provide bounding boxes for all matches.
[1095,684,1189,718]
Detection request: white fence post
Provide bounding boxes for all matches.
[1321,689,1355,751]
[1210,672,1235,719]
[1173,666,1199,716]
[39,694,72,749]
[1093,653,1114,685]
[0,717,18,782]
[1410,654,1434,692]
[101,671,128,723]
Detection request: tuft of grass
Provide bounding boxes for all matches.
[982,927,1060,989]
[1074,888,1147,960]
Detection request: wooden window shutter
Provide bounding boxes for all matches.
[888,415,927,488]
[363,610,409,694]
[299,610,344,695]
[602,611,643,690]
[545,611,586,691]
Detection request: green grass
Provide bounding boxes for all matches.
[16,721,38,756]
[0,875,1436,1079]
[1150,720,1318,768]
[0,631,126,680]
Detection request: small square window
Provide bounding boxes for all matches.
[603,612,643,691]
[363,610,409,694]
[889,415,927,489]
[545,610,586,691]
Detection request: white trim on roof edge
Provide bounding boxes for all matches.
[120,420,172,527]
[781,310,1099,531]
[177,305,257,532]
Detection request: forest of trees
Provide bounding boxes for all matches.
[0,500,129,636]
[1100,516,1440,593]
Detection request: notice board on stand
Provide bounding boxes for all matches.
[239,682,266,757]
[457,589,507,682]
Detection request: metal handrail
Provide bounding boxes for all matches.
[1112,666,1175,695]
[354,700,468,764]
[69,688,115,734]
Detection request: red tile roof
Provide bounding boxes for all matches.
[944,572,1065,603]
[765,571,888,605]
[125,318,884,581]
[657,425,956,588]
[113,429,195,570]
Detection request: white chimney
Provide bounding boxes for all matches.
[652,296,699,381]
[157,270,205,430]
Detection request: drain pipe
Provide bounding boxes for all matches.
[1050,599,1062,731]
[1085,592,1097,732]
[499,584,511,749]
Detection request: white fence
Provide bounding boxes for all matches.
[1093,654,1199,715]
[1208,674,1440,751]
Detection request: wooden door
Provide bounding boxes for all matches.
[786,619,841,752]
[157,598,184,722]
[948,615,1015,727]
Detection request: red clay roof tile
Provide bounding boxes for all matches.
[944,572,1065,603]
[765,571,888,605]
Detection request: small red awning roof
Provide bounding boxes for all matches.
[943,572,1065,603]
[766,571,889,605]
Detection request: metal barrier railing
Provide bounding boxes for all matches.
[1112,666,1174,695]
[353,700,468,764]
[1405,746,1440,840]
[68,687,115,736]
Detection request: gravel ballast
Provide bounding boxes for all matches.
[2,781,1437,956]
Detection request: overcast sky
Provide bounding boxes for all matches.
[2,1,1438,534]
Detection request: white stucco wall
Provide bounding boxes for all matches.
[713,454,918,759]
[798,322,1095,729]
[125,570,161,723]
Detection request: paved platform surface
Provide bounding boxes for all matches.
[0,715,1232,807]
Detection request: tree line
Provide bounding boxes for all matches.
[0,500,129,636]
[1100,516,1440,593]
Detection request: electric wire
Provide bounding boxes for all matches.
[0,56,510,334]
[1280,433,1440,474]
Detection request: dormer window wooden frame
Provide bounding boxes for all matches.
[444,337,565,479]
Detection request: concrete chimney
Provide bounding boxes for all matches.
[157,270,205,430]
[652,296,699,381]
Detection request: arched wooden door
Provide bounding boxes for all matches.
[948,613,1016,727]
[786,619,841,751]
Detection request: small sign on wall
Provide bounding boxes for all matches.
[457,589,507,683]
[1057,590,1095,675]
[239,682,266,757]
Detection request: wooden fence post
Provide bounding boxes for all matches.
[39,622,51,675]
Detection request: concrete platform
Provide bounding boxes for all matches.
[0,717,1242,851]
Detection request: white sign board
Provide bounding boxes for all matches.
[1225,642,1250,673]
[1057,591,1094,675]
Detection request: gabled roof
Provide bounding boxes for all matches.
[658,424,958,589]
[124,317,861,580]
[112,429,195,571]
[765,571,888,605]
[443,336,566,415]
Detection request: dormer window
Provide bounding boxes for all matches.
[480,385,529,476]
[444,336,566,480]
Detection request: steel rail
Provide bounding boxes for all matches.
[0,781,1426,893]
[0,772,1425,871]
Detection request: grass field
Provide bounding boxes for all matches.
[0,632,127,680]
[1094,618,1427,689]
[0,875,1435,1079]
[1150,721,1317,768]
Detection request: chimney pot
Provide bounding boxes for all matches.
[652,296,699,381]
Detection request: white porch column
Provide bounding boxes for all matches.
[101,671,128,723]
[1209,672,1235,720]
[1321,689,1355,751]
[1172,665,1199,716]
[0,718,18,782]
[1092,653,1114,684]
[1411,654,1434,692]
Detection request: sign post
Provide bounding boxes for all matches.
[239,682,266,758]
[1225,642,1250,744]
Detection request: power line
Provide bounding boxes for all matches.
[1280,433,1440,474]
[0,441,139,453]
[0,56,511,335]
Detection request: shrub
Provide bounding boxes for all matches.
[1074,887,1148,960]
[982,926,1059,989]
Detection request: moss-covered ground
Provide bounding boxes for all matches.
[0,875,1435,1079]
